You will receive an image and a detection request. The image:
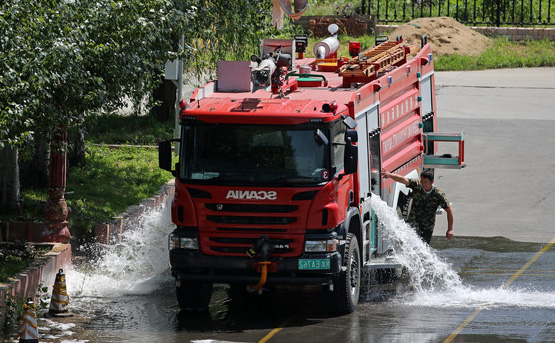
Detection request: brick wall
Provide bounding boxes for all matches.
[295,15,374,37]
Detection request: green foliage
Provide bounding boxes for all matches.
[184,0,273,70]
[0,242,44,282]
[84,112,174,145]
[0,0,275,150]
[435,37,555,70]
[0,0,184,149]
[35,283,50,317]
[305,0,364,16]
[1,292,23,337]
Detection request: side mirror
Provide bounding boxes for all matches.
[159,140,175,174]
[344,137,358,175]
[345,129,358,143]
[343,116,357,129]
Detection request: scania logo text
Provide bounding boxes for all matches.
[226,190,277,200]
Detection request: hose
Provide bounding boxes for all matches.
[251,262,272,291]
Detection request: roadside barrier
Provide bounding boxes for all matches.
[48,269,72,317]
[18,298,39,343]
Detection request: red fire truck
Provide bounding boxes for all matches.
[159,31,465,314]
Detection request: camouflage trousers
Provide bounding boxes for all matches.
[412,224,434,244]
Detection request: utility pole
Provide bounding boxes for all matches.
[174,35,184,142]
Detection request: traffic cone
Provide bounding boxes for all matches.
[18,298,39,343]
[48,269,72,317]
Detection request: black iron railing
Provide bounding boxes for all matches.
[360,0,555,26]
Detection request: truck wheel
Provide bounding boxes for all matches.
[176,280,213,311]
[331,233,361,315]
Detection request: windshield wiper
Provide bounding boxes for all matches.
[202,174,246,184]
[267,176,320,185]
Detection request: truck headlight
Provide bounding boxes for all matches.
[169,234,198,250]
[305,239,338,253]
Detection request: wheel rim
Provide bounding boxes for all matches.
[349,252,359,298]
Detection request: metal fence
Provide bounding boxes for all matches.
[360,0,555,26]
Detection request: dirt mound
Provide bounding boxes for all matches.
[388,17,491,56]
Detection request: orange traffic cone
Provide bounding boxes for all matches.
[48,269,72,317]
[18,298,39,343]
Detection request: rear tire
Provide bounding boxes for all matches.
[176,279,213,311]
[330,233,361,315]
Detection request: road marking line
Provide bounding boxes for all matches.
[443,235,555,343]
[502,235,555,289]
[461,268,555,272]
[257,318,292,343]
[460,272,555,276]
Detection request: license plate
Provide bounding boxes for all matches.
[298,259,330,270]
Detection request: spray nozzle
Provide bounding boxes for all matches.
[246,235,273,260]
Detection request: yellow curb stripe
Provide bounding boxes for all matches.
[257,318,292,343]
[443,235,555,343]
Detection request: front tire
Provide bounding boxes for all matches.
[330,233,361,315]
[176,279,213,311]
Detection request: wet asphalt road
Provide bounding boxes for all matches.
[32,68,555,343]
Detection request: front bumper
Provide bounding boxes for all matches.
[169,250,342,285]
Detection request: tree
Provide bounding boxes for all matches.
[0,0,274,213]
[0,0,189,211]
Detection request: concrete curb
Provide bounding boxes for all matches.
[0,243,71,331]
[94,180,175,244]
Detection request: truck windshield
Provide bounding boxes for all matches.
[180,124,330,186]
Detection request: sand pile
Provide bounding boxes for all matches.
[388,17,491,56]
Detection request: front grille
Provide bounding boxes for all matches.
[205,203,297,213]
[208,237,294,254]
[217,227,287,233]
[206,215,296,225]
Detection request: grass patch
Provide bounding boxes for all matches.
[435,37,555,70]
[85,112,174,145]
[66,143,173,239]
[0,242,47,282]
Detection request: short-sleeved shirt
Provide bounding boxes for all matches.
[406,178,450,233]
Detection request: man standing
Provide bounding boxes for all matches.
[381,168,454,244]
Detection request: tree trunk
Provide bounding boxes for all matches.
[152,78,177,122]
[0,146,21,214]
[68,127,86,168]
[19,138,50,189]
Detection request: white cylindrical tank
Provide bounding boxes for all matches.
[313,36,340,59]
[299,65,311,74]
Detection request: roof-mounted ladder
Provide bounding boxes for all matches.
[423,132,466,169]
[338,40,408,87]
